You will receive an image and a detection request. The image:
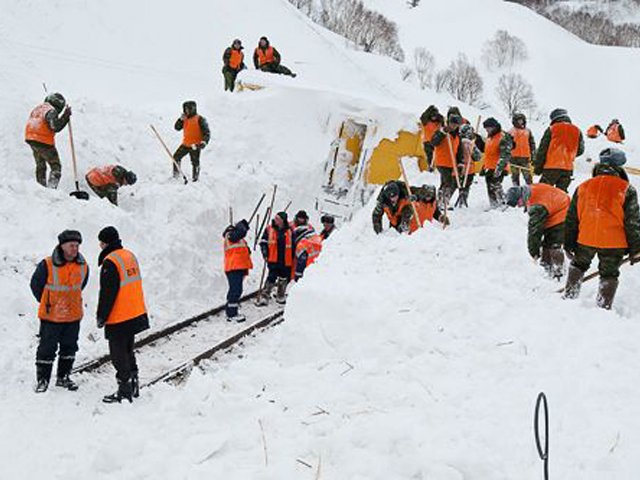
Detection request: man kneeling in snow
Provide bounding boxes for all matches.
[372,180,446,234]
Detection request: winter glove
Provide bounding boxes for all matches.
[564,247,575,261]
[630,252,640,265]
[294,272,302,282]
[199,141,207,150]
[97,317,106,329]
[373,222,382,234]
[479,168,487,177]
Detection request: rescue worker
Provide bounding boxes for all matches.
[293,210,312,229]
[447,106,470,125]
[319,214,336,241]
[509,113,536,186]
[481,117,512,209]
[96,226,150,403]
[253,36,297,77]
[506,184,570,279]
[173,101,211,182]
[431,114,463,209]
[455,124,483,208]
[293,225,323,281]
[372,180,446,234]
[534,108,584,192]
[257,212,293,306]
[30,230,88,393]
[222,38,246,92]
[85,165,137,206]
[605,119,625,144]
[24,93,72,189]
[223,219,253,322]
[563,149,640,309]
[586,124,603,139]
[419,105,443,169]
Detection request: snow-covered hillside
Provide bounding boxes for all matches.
[1,0,639,478]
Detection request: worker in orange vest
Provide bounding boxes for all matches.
[222,38,246,92]
[506,184,570,279]
[293,225,323,281]
[30,230,88,393]
[96,226,149,403]
[481,117,512,209]
[24,93,72,188]
[563,149,640,309]
[253,36,297,77]
[223,219,253,322]
[419,105,443,170]
[586,125,603,139]
[431,114,463,209]
[173,101,210,182]
[257,212,293,306]
[534,108,584,192]
[319,214,336,241]
[509,113,536,186]
[85,165,137,206]
[455,123,483,208]
[605,119,625,143]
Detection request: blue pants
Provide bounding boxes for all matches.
[225,270,245,317]
[266,264,290,283]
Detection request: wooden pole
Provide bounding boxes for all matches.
[397,158,422,231]
[256,186,278,304]
[149,124,188,184]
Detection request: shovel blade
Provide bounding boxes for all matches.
[70,190,90,201]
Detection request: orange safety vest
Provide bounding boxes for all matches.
[25,104,56,146]
[86,165,117,187]
[527,183,570,229]
[577,175,629,249]
[295,234,323,267]
[422,121,440,143]
[104,249,147,325]
[545,122,581,171]
[38,256,87,323]
[433,133,460,168]
[606,124,623,143]
[229,49,244,70]
[255,46,275,66]
[483,131,505,171]
[267,227,293,266]
[224,237,253,272]
[182,115,203,147]
[510,128,531,158]
[384,198,435,234]
[586,125,601,138]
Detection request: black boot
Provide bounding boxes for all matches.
[596,278,619,310]
[131,373,140,398]
[35,363,53,393]
[540,247,552,276]
[192,163,200,182]
[56,357,78,391]
[563,265,584,299]
[548,248,565,281]
[275,278,288,304]
[103,380,133,404]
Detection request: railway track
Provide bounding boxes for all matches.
[73,290,285,390]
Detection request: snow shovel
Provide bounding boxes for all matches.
[149,124,188,184]
[68,119,90,200]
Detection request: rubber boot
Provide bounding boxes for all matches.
[131,372,140,398]
[192,163,200,182]
[103,379,133,404]
[255,281,274,307]
[275,278,288,305]
[596,278,619,310]
[55,357,78,391]
[35,363,52,393]
[48,170,61,189]
[563,265,584,299]
[540,247,552,277]
[549,248,565,281]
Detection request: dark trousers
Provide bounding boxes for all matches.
[260,63,295,76]
[540,169,572,192]
[108,333,138,387]
[437,167,458,208]
[173,145,201,181]
[86,177,118,205]
[28,142,61,188]
[222,67,239,92]
[36,320,80,379]
[485,170,505,208]
[423,142,434,170]
[571,244,626,279]
[266,263,291,284]
[225,270,246,317]
[511,157,533,186]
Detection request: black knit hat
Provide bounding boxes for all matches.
[58,229,82,245]
[276,211,288,224]
[320,214,335,225]
[98,226,120,244]
[483,117,500,130]
[295,210,309,221]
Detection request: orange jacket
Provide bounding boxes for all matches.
[182,115,204,147]
[545,122,581,170]
[38,256,87,323]
[104,249,147,325]
[295,234,323,267]
[255,46,275,66]
[510,128,532,158]
[86,166,117,187]
[422,121,440,143]
[483,132,504,171]
[433,133,460,168]
[528,183,570,229]
[229,49,244,70]
[25,104,55,146]
[586,125,601,138]
[267,227,293,266]
[224,237,253,272]
[606,123,623,143]
[577,175,629,249]
[384,198,435,234]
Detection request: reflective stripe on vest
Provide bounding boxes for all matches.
[545,122,581,171]
[38,256,87,322]
[577,176,629,249]
[256,46,275,66]
[229,49,244,69]
[510,128,531,158]
[182,115,203,147]
[86,165,117,187]
[105,249,147,325]
[267,227,293,266]
[527,183,570,229]
[224,237,253,272]
[433,133,460,168]
[25,104,56,146]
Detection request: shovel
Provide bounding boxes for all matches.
[68,119,90,200]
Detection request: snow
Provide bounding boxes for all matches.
[1,0,639,478]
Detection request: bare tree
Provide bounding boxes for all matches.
[287,0,312,15]
[496,73,537,116]
[435,54,484,106]
[413,47,436,89]
[400,67,414,82]
[481,30,529,70]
